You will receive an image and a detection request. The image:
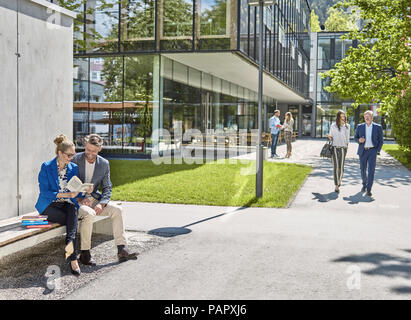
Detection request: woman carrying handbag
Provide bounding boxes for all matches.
[327,110,350,193]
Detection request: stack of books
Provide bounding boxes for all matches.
[21,215,52,229]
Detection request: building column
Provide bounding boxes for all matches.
[298,104,303,138]
[152,54,163,148]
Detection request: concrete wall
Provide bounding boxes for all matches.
[0,0,74,219]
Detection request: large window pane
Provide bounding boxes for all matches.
[123,56,154,154]
[120,0,155,52]
[89,57,123,151]
[317,38,331,70]
[73,58,89,147]
[161,0,193,50]
[86,0,119,53]
[198,0,230,50]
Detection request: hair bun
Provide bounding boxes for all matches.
[54,134,67,145]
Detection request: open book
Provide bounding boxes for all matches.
[67,176,94,193]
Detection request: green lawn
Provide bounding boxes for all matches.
[382,144,411,169]
[109,160,312,208]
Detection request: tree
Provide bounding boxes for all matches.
[324,7,358,32]
[389,90,411,151]
[323,0,411,127]
[308,0,340,24]
[310,9,321,32]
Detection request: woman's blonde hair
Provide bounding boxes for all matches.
[54,134,74,155]
[285,112,293,123]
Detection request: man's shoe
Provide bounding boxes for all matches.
[79,250,97,266]
[118,248,138,263]
[367,191,372,197]
[361,186,366,192]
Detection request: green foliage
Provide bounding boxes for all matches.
[309,0,340,24]
[310,9,321,32]
[382,145,411,169]
[388,90,411,150]
[109,160,312,208]
[200,0,227,35]
[324,7,358,31]
[323,0,411,114]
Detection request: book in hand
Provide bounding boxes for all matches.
[67,176,94,193]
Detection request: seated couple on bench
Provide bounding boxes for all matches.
[35,133,137,276]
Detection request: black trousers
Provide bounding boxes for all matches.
[43,202,78,261]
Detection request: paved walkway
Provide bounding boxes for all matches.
[62,139,411,299]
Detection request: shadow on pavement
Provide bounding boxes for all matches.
[312,192,339,202]
[311,157,411,189]
[148,227,192,238]
[332,251,411,295]
[343,191,375,204]
[147,199,258,238]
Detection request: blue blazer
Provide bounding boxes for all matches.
[35,157,82,214]
[354,123,384,156]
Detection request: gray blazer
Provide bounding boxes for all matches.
[71,152,112,205]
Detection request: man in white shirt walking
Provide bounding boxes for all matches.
[269,110,283,158]
[354,110,384,196]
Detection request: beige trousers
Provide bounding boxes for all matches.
[78,200,127,250]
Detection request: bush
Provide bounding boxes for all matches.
[389,91,411,151]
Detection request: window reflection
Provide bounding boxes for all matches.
[161,0,193,50]
[120,0,155,51]
[73,58,89,147]
[89,57,123,151]
[86,0,119,53]
[123,56,154,154]
[198,0,230,49]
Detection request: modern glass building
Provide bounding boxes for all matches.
[66,0,311,155]
[309,32,394,139]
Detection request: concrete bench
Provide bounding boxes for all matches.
[0,211,113,260]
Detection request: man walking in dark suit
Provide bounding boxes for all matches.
[354,110,384,196]
[72,134,138,265]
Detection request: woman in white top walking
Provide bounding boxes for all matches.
[283,112,294,158]
[327,110,350,193]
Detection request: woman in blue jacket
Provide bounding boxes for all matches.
[35,134,83,276]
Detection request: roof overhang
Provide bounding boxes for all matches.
[163,51,309,104]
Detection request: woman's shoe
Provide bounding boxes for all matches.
[69,260,81,276]
[335,186,340,193]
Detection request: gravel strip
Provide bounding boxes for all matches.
[0,231,167,300]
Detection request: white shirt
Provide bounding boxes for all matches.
[269,116,281,134]
[85,160,96,183]
[364,122,374,148]
[283,119,294,132]
[330,122,350,147]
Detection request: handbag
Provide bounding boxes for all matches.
[320,139,333,158]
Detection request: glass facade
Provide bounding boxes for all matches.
[73,0,311,155]
[74,55,276,154]
[239,0,310,96]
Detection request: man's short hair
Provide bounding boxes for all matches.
[84,134,103,147]
[364,110,373,117]
[274,110,280,114]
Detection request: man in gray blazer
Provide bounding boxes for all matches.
[72,134,137,265]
